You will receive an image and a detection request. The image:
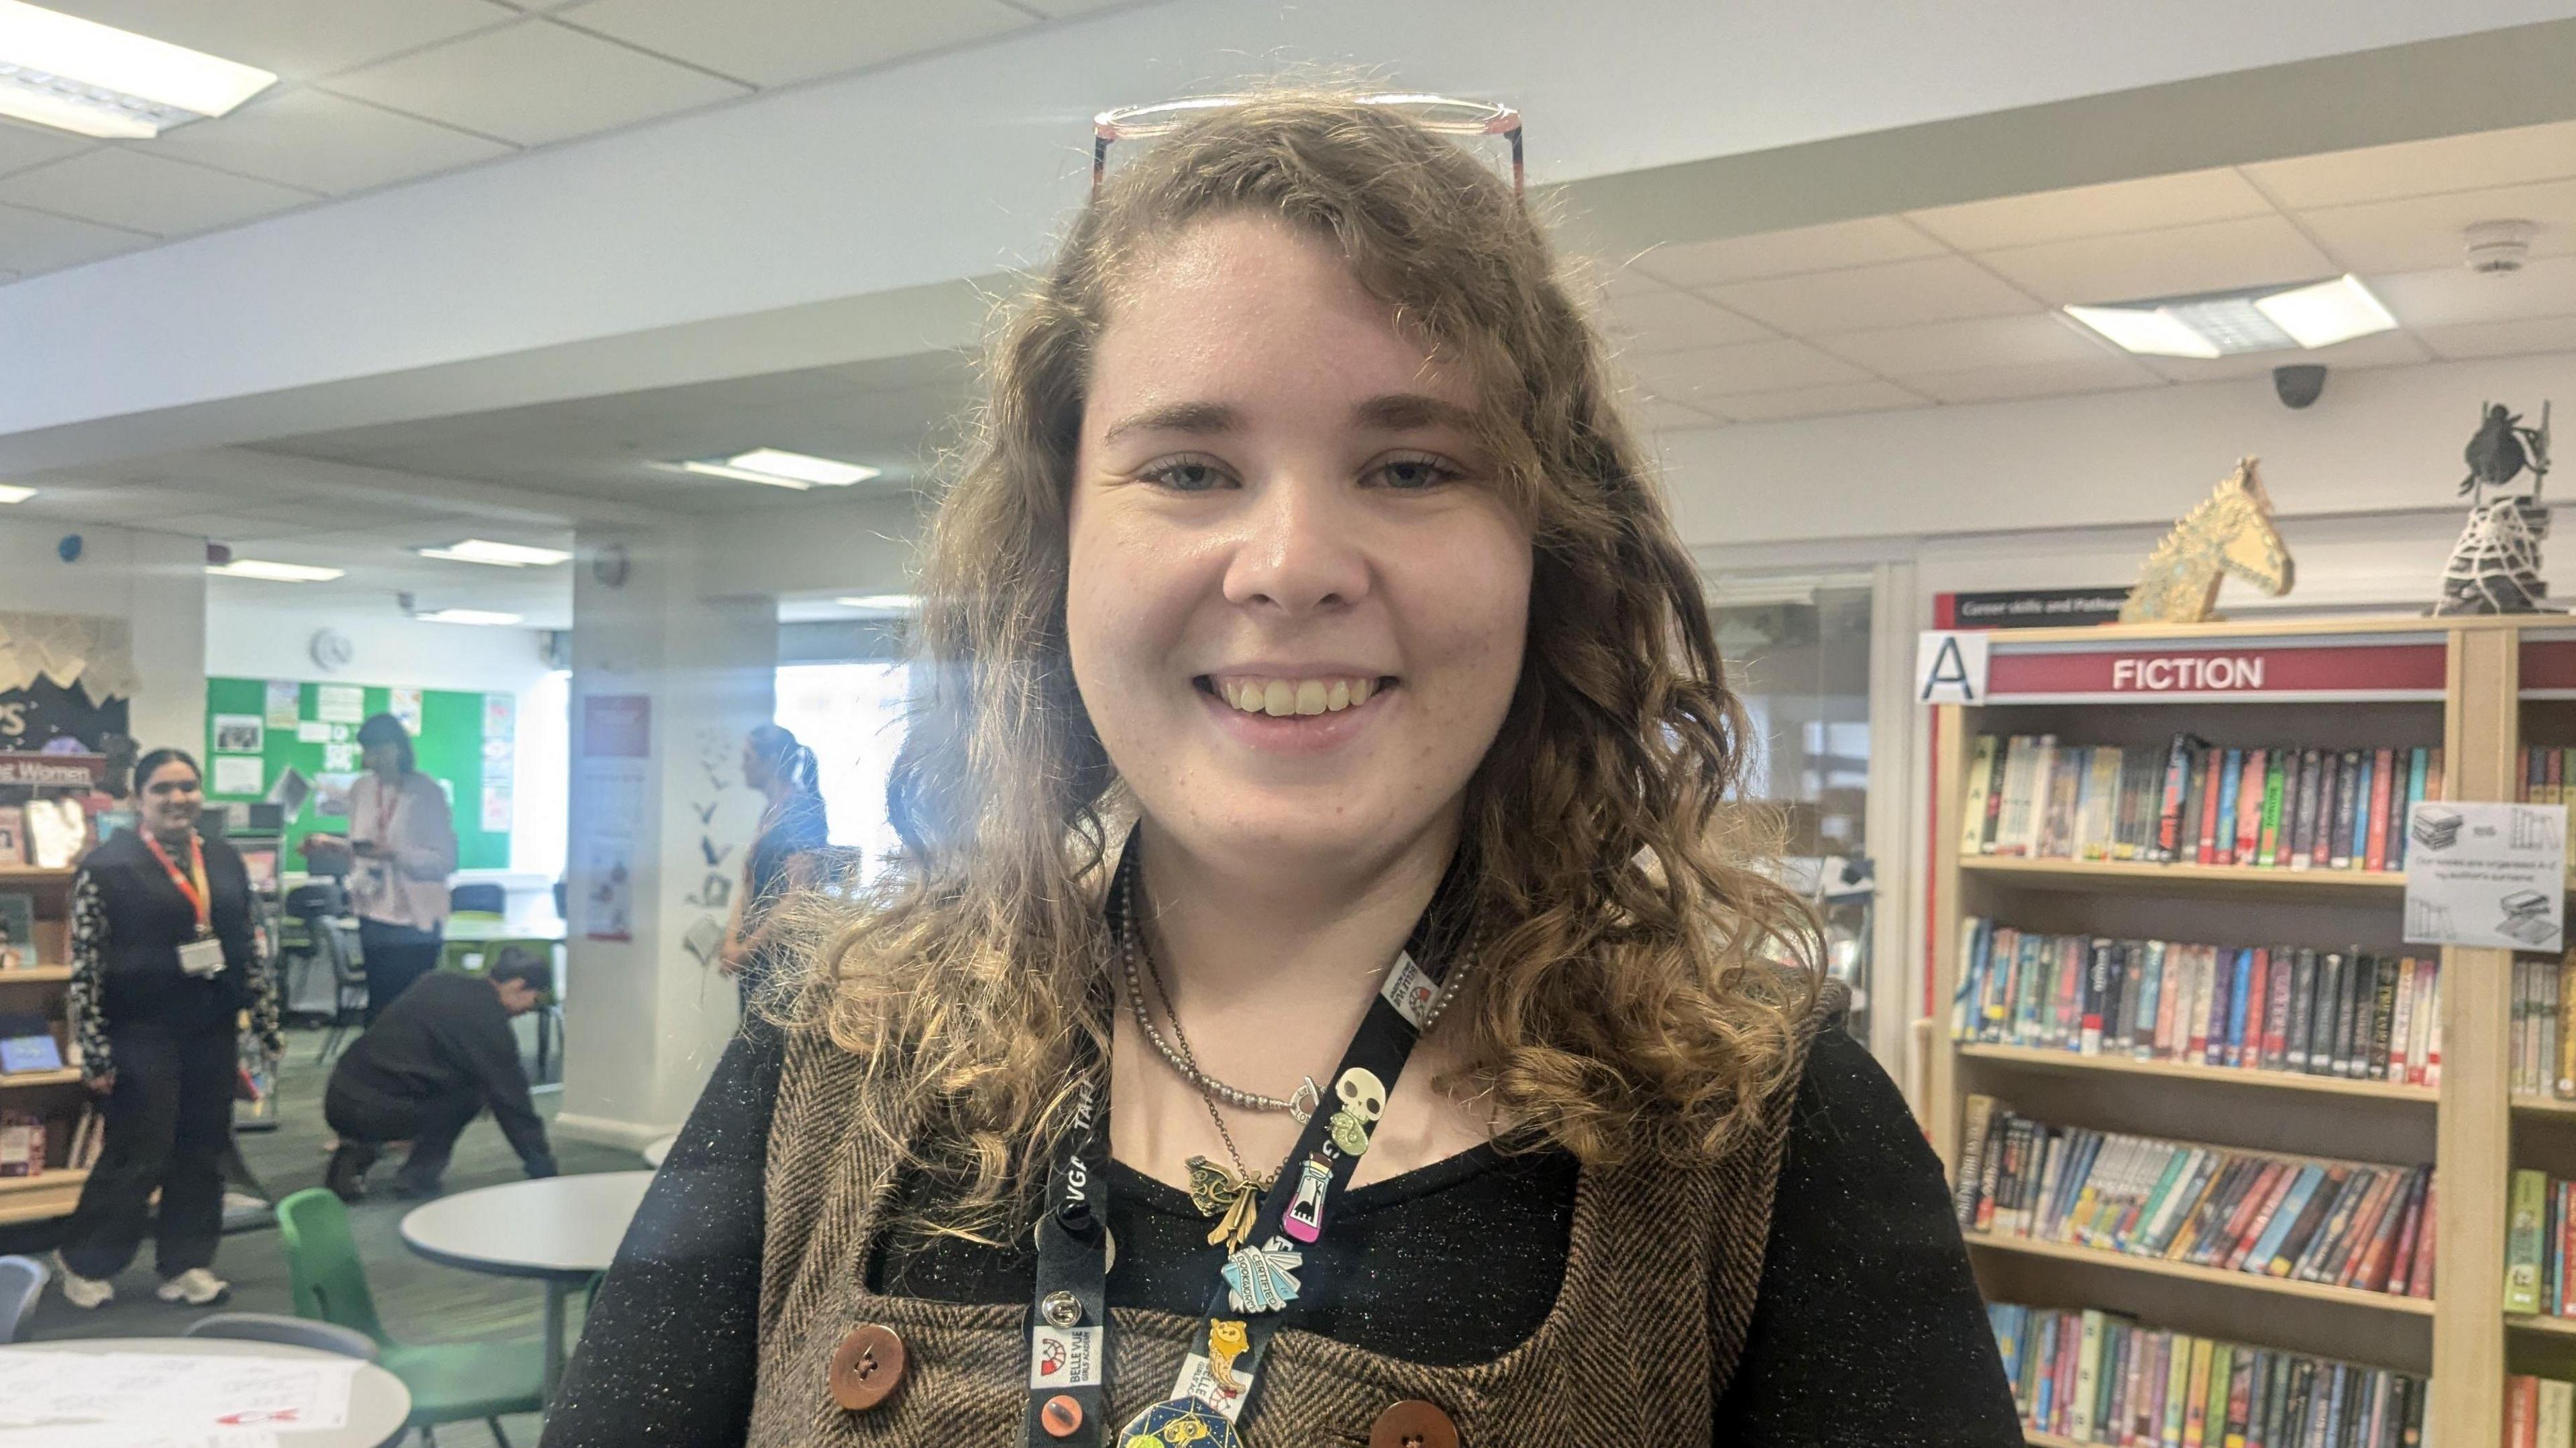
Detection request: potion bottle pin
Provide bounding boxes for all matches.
[1281,1152,1332,1243]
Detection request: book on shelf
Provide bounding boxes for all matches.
[0,1109,43,1178]
[1966,734,2436,872]
[1950,918,2440,1085]
[2508,1375,2576,1448]
[1989,1300,2426,1447]
[2497,1168,2576,1321]
[0,806,21,867]
[2511,952,2576,1102]
[1954,1095,2436,1298]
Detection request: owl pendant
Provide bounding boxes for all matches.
[1185,1156,1271,1254]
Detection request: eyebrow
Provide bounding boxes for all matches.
[1098,392,1479,445]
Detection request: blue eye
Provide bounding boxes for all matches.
[1371,455,1459,491]
[1138,457,1232,492]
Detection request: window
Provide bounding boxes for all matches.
[772,661,912,876]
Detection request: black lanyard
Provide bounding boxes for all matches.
[1024,844,1462,1447]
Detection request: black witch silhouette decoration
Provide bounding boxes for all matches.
[2434,400,2556,614]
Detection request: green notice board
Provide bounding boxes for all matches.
[203,677,513,870]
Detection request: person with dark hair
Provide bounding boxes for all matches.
[308,712,458,1021]
[715,721,828,1005]
[323,947,559,1201]
[56,747,281,1309]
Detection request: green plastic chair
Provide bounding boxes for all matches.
[276,1188,545,1447]
[439,911,510,975]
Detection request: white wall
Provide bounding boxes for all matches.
[0,515,205,756]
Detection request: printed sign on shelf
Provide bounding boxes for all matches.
[1916,631,1992,704]
[2402,800,2566,952]
[1947,587,2130,629]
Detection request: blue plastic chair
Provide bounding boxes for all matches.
[0,1254,42,1343]
[186,1311,380,1359]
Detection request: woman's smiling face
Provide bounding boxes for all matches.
[1065,213,1533,871]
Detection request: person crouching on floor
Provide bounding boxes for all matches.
[323,948,558,1201]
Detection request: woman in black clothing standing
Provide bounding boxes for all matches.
[56,748,281,1309]
[716,722,827,1006]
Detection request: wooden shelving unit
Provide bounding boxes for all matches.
[1955,1043,2437,1104]
[1926,616,2520,1445]
[0,862,87,1221]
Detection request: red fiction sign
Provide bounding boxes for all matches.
[1984,638,2447,702]
[0,752,106,786]
[2523,637,2576,696]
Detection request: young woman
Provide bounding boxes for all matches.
[313,712,459,1021]
[717,722,829,1005]
[545,93,2016,1446]
[57,748,281,1308]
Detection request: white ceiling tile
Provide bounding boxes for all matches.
[2134,328,2433,384]
[46,0,521,82]
[2245,120,2576,212]
[0,120,91,179]
[1011,0,1146,13]
[1591,276,1773,355]
[1707,254,2039,335]
[1818,313,2118,376]
[2296,179,2576,276]
[0,150,316,236]
[1715,380,1929,423]
[323,19,750,147]
[555,0,1030,88]
[148,89,515,195]
[1907,168,2275,252]
[1622,217,1946,289]
[0,204,149,274]
[1629,339,1872,403]
[1631,396,1726,433]
[1976,215,2340,304]
[2417,314,2576,361]
[1904,357,2167,405]
[2368,255,2576,329]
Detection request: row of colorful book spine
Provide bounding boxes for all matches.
[2508,1375,2576,1448]
[2502,1168,2576,1319]
[1955,1097,2436,1299]
[1951,919,2442,1087]
[2515,745,2576,867]
[1988,1301,2425,1447]
[2512,955,2576,1101]
[1962,734,2439,871]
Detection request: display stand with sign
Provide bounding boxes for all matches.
[1923,614,2569,1447]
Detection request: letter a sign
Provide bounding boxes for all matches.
[1916,630,1990,704]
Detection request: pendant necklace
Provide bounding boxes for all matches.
[1126,898,1275,1254]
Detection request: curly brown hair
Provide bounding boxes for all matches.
[775,87,1819,1241]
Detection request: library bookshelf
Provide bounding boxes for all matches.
[0,865,87,1219]
[1925,614,2560,1446]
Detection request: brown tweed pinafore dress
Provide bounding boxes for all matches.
[745,997,1834,1445]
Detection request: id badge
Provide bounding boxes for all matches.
[177,937,225,978]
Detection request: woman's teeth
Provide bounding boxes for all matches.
[1217,676,1377,717]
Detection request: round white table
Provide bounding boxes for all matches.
[399,1170,653,1401]
[640,1133,678,1168]
[0,1336,411,1447]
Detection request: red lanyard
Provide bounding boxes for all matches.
[372,775,402,844]
[144,831,213,938]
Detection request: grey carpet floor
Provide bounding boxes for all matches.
[9,1018,663,1447]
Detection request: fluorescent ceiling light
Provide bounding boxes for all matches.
[0,0,274,139]
[834,594,919,612]
[2065,275,2397,359]
[415,608,523,626]
[208,559,343,583]
[674,447,880,490]
[0,483,33,504]
[417,539,572,567]
[2253,274,2400,349]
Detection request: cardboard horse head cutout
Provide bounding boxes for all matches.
[2119,458,2296,624]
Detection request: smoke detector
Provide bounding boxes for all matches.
[2465,219,2537,274]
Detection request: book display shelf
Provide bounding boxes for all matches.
[0,862,89,1225]
[1927,615,2544,1447]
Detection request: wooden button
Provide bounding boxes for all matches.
[1040,1394,1083,1437]
[828,1324,906,1412]
[1369,1398,1458,1448]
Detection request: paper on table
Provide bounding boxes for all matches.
[211,756,266,797]
[0,1350,356,1435]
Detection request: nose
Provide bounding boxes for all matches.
[1222,475,1370,616]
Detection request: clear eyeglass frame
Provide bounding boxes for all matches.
[1091,93,1524,194]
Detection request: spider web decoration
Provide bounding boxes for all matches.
[2435,496,2559,614]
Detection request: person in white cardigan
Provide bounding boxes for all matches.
[307,712,459,1021]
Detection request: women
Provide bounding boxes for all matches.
[56,748,280,1308]
[716,722,828,1005]
[316,712,458,1021]
[547,92,2015,1446]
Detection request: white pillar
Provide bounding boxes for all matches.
[553,525,775,1146]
